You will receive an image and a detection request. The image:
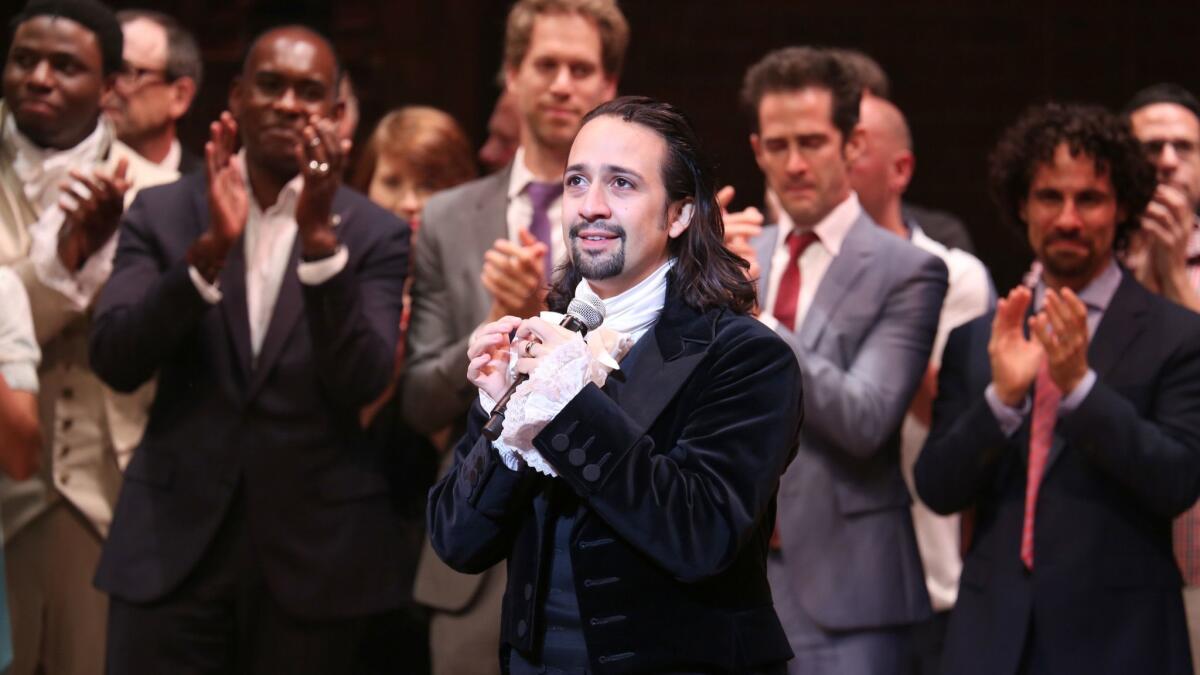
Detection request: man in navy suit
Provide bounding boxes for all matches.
[916,102,1200,675]
[89,26,413,673]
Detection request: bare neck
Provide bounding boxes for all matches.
[521,140,569,182]
[128,127,176,165]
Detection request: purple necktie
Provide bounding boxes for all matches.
[525,181,562,282]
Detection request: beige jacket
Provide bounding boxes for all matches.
[0,103,177,540]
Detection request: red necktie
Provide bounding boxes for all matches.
[1020,359,1061,569]
[772,230,820,331]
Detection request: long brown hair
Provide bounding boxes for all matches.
[547,96,757,315]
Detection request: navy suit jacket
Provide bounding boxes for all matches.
[90,171,416,619]
[428,285,802,674]
[916,272,1200,675]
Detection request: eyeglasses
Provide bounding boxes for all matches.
[114,64,171,92]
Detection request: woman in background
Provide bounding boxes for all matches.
[353,106,477,232]
[351,107,477,674]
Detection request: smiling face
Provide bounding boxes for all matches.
[1022,143,1124,290]
[231,28,340,179]
[562,114,690,298]
[505,12,616,156]
[751,87,862,228]
[105,18,183,145]
[4,15,108,149]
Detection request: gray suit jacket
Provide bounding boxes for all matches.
[401,167,510,619]
[756,211,947,631]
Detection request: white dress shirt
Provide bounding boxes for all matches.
[0,267,39,394]
[900,223,995,612]
[159,139,182,173]
[761,192,863,330]
[189,152,347,358]
[506,146,566,266]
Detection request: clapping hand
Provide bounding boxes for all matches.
[57,158,131,271]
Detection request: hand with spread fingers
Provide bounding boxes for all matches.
[988,285,1045,407]
[467,315,522,402]
[717,185,763,281]
[511,316,574,377]
[294,113,349,259]
[482,227,548,321]
[188,112,249,281]
[1030,287,1090,394]
[57,157,131,271]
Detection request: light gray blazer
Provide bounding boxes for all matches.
[401,168,510,623]
[756,212,948,631]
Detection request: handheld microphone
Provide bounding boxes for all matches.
[481,293,606,441]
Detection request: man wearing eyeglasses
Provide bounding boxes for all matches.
[104,10,201,174]
[1124,83,1200,675]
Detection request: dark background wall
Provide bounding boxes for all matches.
[5,0,1198,290]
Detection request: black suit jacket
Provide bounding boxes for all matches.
[90,171,415,619]
[428,286,803,675]
[915,272,1200,675]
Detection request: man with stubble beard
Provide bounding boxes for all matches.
[91,25,413,673]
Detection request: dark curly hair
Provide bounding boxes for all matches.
[989,102,1156,252]
[547,96,757,315]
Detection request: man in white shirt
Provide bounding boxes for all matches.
[104,10,201,174]
[0,1,176,672]
[401,2,628,672]
[91,25,412,673]
[849,92,994,674]
[739,46,948,674]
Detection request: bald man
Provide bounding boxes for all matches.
[92,25,413,673]
[849,94,994,674]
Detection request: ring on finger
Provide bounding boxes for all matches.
[309,135,322,148]
[524,340,536,357]
[308,159,331,176]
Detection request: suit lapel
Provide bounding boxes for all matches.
[198,177,254,388]
[798,214,874,350]
[601,291,714,436]
[1045,272,1147,472]
[473,168,514,319]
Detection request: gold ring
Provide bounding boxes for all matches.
[524,340,535,357]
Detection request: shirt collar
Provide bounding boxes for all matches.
[1034,256,1122,314]
[160,139,182,172]
[238,149,305,217]
[508,146,538,200]
[5,112,107,180]
[777,191,862,256]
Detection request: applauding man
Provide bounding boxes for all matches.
[916,103,1200,674]
[91,26,411,673]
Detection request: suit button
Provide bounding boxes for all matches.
[551,434,570,452]
[62,419,73,431]
[517,619,528,637]
[59,445,70,458]
[58,473,69,486]
[569,449,586,466]
[583,465,601,482]
[467,469,478,486]
[61,388,74,399]
[524,583,533,600]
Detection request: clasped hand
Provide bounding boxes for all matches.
[989,285,1090,406]
[467,315,574,403]
[56,157,131,271]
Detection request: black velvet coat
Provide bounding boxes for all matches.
[428,287,803,674]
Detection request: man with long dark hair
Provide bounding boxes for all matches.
[428,96,801,674]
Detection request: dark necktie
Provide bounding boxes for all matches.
[526,181,563,282]
[772,229,820,331]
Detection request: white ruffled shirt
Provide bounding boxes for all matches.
[483,259,675,476]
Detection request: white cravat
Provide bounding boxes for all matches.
[580,257,674,344]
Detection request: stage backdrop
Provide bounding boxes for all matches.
[4,0,1196,290]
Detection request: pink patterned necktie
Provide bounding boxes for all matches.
[1021,359,1061,570]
